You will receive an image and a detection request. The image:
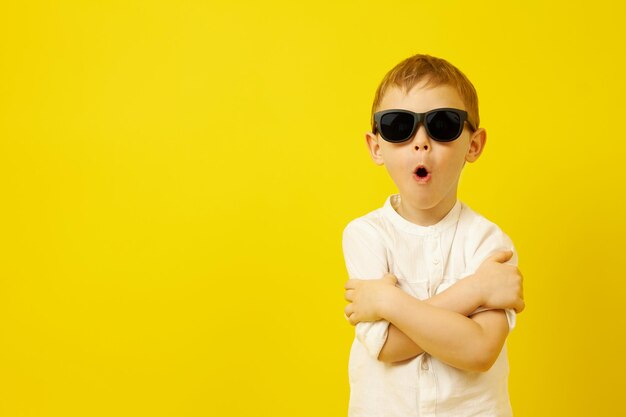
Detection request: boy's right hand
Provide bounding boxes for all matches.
[472,250,525,313]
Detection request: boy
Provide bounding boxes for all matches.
[341,54,525,416]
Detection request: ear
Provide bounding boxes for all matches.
[365,132,385,166]
[465,127,486,163]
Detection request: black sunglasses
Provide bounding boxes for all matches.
[373,108,476,143]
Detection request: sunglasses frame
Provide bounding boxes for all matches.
[373,107,477,143]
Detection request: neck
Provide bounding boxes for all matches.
[395,192,458,227]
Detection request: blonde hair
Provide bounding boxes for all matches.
[371,54,480,133]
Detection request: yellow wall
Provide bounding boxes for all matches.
[1,1,624,415]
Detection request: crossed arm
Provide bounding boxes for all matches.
[344,251,524,372]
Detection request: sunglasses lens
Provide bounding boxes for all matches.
[426,110,463,141]
[380,112,415,142]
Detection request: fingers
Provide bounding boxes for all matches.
[344,279,360,290]
[511,282,525,313]
[344,312,356,325]
[486,250,514,264]
[343,280,358,326]
[344,303,353,317]
[344,304,357,326]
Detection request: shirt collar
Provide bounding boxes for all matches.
[382,193,463,236]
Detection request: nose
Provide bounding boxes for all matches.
[412,123,431,151]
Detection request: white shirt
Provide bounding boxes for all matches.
[342,194,518,417]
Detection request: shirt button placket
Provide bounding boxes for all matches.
[418,355,437,416]
[428,234,444,296]
[432,234,442,266]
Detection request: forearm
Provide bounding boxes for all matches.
[427,274,485,315]
[380,286,495,372]
[378,275,484,362]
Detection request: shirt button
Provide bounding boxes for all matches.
[432,258,440,265]
[421,358,429,371]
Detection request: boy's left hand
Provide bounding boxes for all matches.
[344,274,398,325]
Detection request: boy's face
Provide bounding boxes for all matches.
[366,81,486,216]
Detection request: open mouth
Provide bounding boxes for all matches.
[413,164,431,183]
[415,167,429,178]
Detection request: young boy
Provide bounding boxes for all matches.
[342,54,525,416]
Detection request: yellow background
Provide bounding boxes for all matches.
[1,1,624,415]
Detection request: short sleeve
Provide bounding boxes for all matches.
[342,219,391,358]
[464,219,519,332]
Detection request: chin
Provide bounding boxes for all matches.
[401,192,441,209]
